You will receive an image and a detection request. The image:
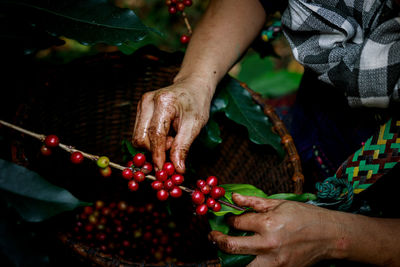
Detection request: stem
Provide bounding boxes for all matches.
[0,119,245,211]
[182,12,192,35]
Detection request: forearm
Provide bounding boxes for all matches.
[330,212,400,265]
[174,0,266,95]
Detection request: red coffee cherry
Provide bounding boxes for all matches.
[196,204,208,215]
[200,185,211,195]
[177,2,185,11]
[151,180,164,191]
[169,186,182,198]
[157,189,169,201]
[128,180,139,191]
[171,174,184,185]
[168,6,177,14]
[141,162,153,174]
[164,179,175,191]
[70,151,84,164]
[183,0,192,6]
[191,190,205,205]
[122,168,134,180]
[133,153,146,167]
[211,186,225,199]
[180,34,190,44]
[156,170,168,182]
[44,134,59,147]
[206,197,216,208]
[162,162,175,176]
[212,202,222,212]
[196,179,206,189]
[133,171,145,182]
[206,176,218,187]
[40,145,52,156]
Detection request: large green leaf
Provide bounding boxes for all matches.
[0,0,153,46]
[0,159,90,222]
[216,79,283,156]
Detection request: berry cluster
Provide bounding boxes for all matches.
[192,176,225,215]
[165,0,192,44]
[152,162,184,201]
[38,134,226,216]
[74,200,184,263]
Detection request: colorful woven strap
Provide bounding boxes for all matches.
[315,117,400,210]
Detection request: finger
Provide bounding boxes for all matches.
[226,212,264,233]
[165,136,174,151]
[208,231,263,255]
[232,194,283,213]
[169,119,202,173]
[148,96,176,170]
[247,255,278,267]
[132,92,155,150]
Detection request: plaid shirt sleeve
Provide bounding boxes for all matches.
[280,0,400,108]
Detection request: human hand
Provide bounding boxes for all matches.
[209,194,342,267]
[132,77,214,173]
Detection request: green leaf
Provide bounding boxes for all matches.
[0,159,90,222]
[218,252,255,267]
[220,184,268,204]
[216,78,283,156]
[198,117,222,149]
[267,193,317,202]
[208,214,230,235]
[1,0,153,46]
[121,139,144,157]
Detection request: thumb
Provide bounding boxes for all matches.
[232,193,283,213]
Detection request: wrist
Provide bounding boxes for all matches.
[173,72,217,99]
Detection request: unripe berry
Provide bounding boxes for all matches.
[99,166,112,177]
[44,134,59,147]
[177,2,185,11]
[122,168,134,180]
[133,153,146,167]
[70,151,84,164]
[97,156,110,168]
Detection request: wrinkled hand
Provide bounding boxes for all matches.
[132,77,213,173]
[209,194,341,267]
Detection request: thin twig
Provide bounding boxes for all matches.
[182,12,192,35]
[0,119,245,211]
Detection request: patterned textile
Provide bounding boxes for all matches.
[335,117,400,193]
[275,0,400,108]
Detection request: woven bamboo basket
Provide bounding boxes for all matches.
[8,45,303,266]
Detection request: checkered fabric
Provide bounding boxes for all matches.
[279,0,400,108]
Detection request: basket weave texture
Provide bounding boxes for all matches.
[10,45,302,266]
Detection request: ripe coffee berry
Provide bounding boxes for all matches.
[126,161,134,168]
[200,185,211,195]
[191,190,205,205]
[183,0,192,6]
[180,34,190,44]
[141,162,153,174]
[162,162,175,176]
[157,189,169,201]
[40,145,52,156]
[177,2,185,11]
[169,186,182,198]
[212,202,222,212]
[128,180,139,191]
[156,170,168,182]
[133,153,146,167]
[211,186,225,199]
[70,151,84,164]
[122,168,134,180]
[151,180,164,191]
[196,179,206,188]
[206,176,218,187]
[133,171,145,182]
[168,6,177,14]
[44,134,59,147]
[206,197,216,208]
[164,179,175,191]
[171,174,184,185]
[196,204,208,215]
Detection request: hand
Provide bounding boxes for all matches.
[209,194,342,267]
[132,77,214,173]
